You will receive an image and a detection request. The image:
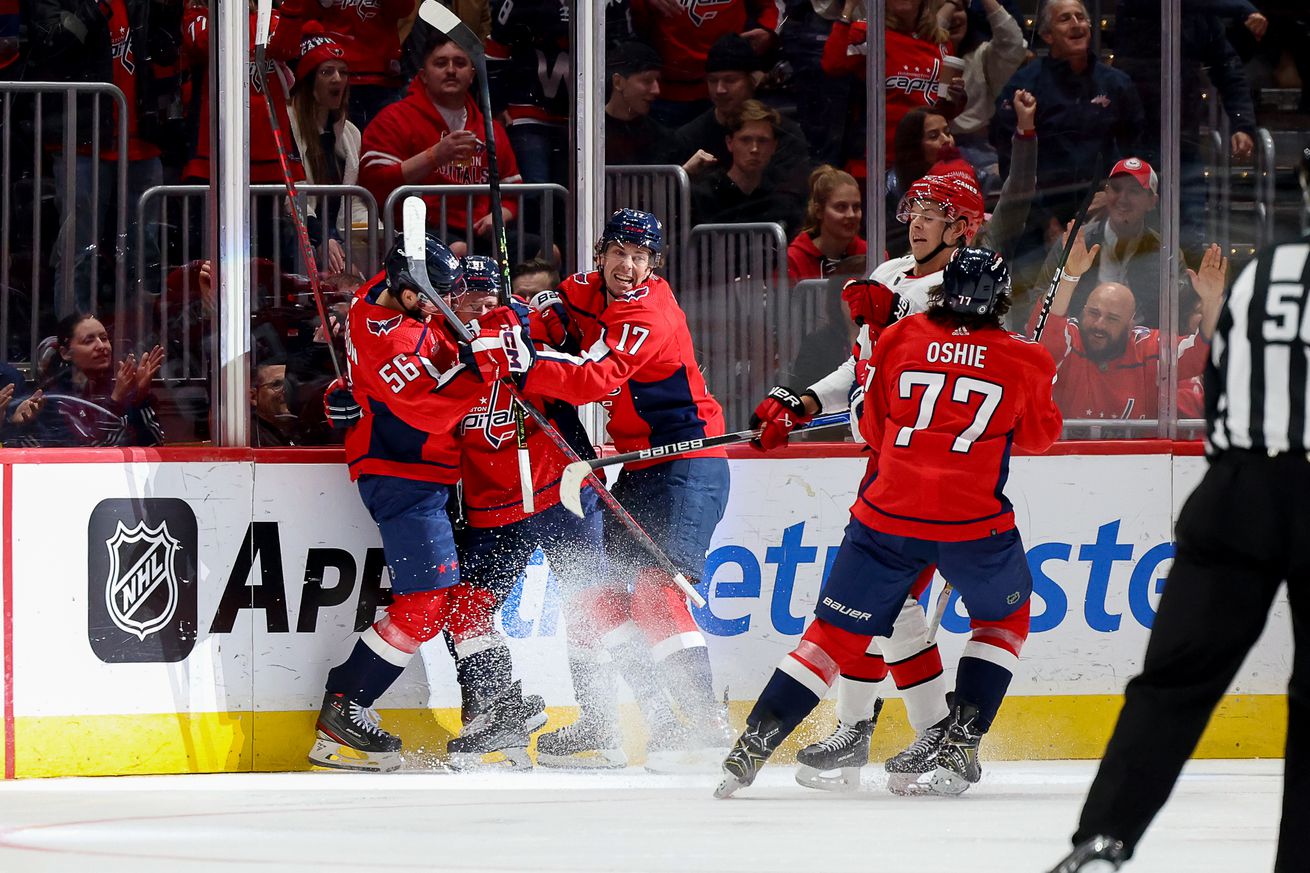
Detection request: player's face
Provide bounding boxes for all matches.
[313,60,349,111]
[727,120,777,175]
[921,114,955,165]
[615,70,661,115]
[420,44,475,104]
[707,71,752,114]
[938,0,968,45]
[819,182,862,242]
[600,241,654,296]
[1105,177,1157,232]
[252,364,290,420]
[905,202,962,259]
[455,291,498,324]
[1080,286,1136,359]
[62,316,112,375]
[1041,0,1091,58]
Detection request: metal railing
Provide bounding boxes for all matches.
[1254,127,1277,251]
[606,165,691,281]
[0,82,128,366]
[382,183,570,266]
[681,222,789,430]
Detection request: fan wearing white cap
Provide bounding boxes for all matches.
[1033,156,1164,328]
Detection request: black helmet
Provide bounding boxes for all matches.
[384,232,464,306]
[460,254,503,298]
[941,246,1011,316]
[597,208,664,255]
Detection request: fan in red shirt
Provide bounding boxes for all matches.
[309,232,540,774]
[522,209,733,771]
[717,247,1061,800]
[305,0,412,128]
[358,30,522,257]
[786,165,869,284]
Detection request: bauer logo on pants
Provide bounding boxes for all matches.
[87,498,198,663]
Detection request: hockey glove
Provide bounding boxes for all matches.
[323,378,361,430]
[841,278,904,330]
[749,385,812,452]
[470,301,532,335]
[525,288,576,351]
[849,360,871,444]
[460,324,537,383]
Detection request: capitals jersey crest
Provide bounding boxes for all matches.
[460,383,519,449]
[367,313,404,336]
[681,0,735,26]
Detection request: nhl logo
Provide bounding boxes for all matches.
[104,519,183,641]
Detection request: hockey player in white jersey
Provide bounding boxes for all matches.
[750,170,988,792]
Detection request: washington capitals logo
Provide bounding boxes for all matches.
[680,0,735,25]
[460,383,518,449]
[367,313,403,336]
[104,520,183,642]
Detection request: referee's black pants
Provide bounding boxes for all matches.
[1074,449,1310,871]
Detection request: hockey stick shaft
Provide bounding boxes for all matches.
[401,198,705,608]
[253,5,344,382]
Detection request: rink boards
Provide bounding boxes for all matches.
[0,445,1290,778]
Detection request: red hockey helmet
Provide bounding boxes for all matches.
[895,170,985,243]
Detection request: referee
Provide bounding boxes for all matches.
[1049,150,1310,873]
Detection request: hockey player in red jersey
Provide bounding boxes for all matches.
[308,234,539,773]
[523,209,733,769]
[716,247,1061,798]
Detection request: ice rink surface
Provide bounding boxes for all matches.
[0,760,1280,872]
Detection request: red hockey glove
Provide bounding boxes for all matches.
[749,385,812,452]
[841,278,904,330]
[323,377,361,430]
[525,289,575,349]
[460,324,536,383]
[471,300,532,335]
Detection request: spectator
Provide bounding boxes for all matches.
[25,0,183,313]
[940,0,1026,197]
[359,29,523,259]
[787,165,867,284]
[604,41,675,166]
[511,257,561,298]
[486,0,571,188]
[672,33,812,201]
[252,360,297,447]
[822,0,963,186]
[1033,157,1164,327]
[690,101,804,236]
[991,0,1144,282]
[0,363,44,446]
[308,0,412,130]
[288,24,366,276]
[629,0,780,128]
[886,108,957,256]
[1029,230,1227,423]
[34,313,164,446]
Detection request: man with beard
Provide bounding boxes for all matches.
[1028,227,1227,421]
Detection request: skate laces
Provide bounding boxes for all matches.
[904,725,945,756]
[348,702,386,736]
[816,721,861,752]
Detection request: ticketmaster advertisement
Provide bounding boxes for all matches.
[0,452,1291,776]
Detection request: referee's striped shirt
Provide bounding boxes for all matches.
[1207,236,1310,456]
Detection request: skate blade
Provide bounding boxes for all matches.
[795,764,860,792]
[886,766,974,797]
[307,738,401,773]
[713,773,748,799]
[524,711,548,734]
[644,747,727,775]
[448,747,532,771]
[535,749,628,770]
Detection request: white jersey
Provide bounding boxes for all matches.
[806,255,946,415]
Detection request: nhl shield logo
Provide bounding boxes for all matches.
[104,519,183,641]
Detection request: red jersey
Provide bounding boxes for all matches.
[311,0,410,87]
[524,270,726,468]
[787,230,868,284]
[855,313,1062,541]
[822,22,954,174]
[629,0,781,103]
[1031,312,1210,420]
[342,273,485,483]
[181,7,302,183]
[359,80,521,235]
[102,0,158,162]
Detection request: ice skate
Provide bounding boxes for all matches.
[645,707,733,774]
[897,703,983,796]
[795,699,883,792]
[446,681,547,770]
[535,716,628,769]
[884,714,948,795]
[714,719,784,799]
[1047,835,1127,872]
[308,692,403,773]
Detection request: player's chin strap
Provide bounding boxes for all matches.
[913,226,965,267]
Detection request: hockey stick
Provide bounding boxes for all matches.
[401,197,707,609]
[253,1,344,382]
[558,412,851,518]
[925,155,1108,642]
[415,0,533,512]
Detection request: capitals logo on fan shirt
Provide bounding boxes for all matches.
[886,59,945,104]
[680,0,736,26]
[460,383,519,449]
[367,313,404,336]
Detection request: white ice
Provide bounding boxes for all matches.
[0,760,1281,873]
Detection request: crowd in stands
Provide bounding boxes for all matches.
[0,0,1305,445]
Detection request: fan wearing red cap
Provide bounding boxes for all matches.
[288,21,362,275]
